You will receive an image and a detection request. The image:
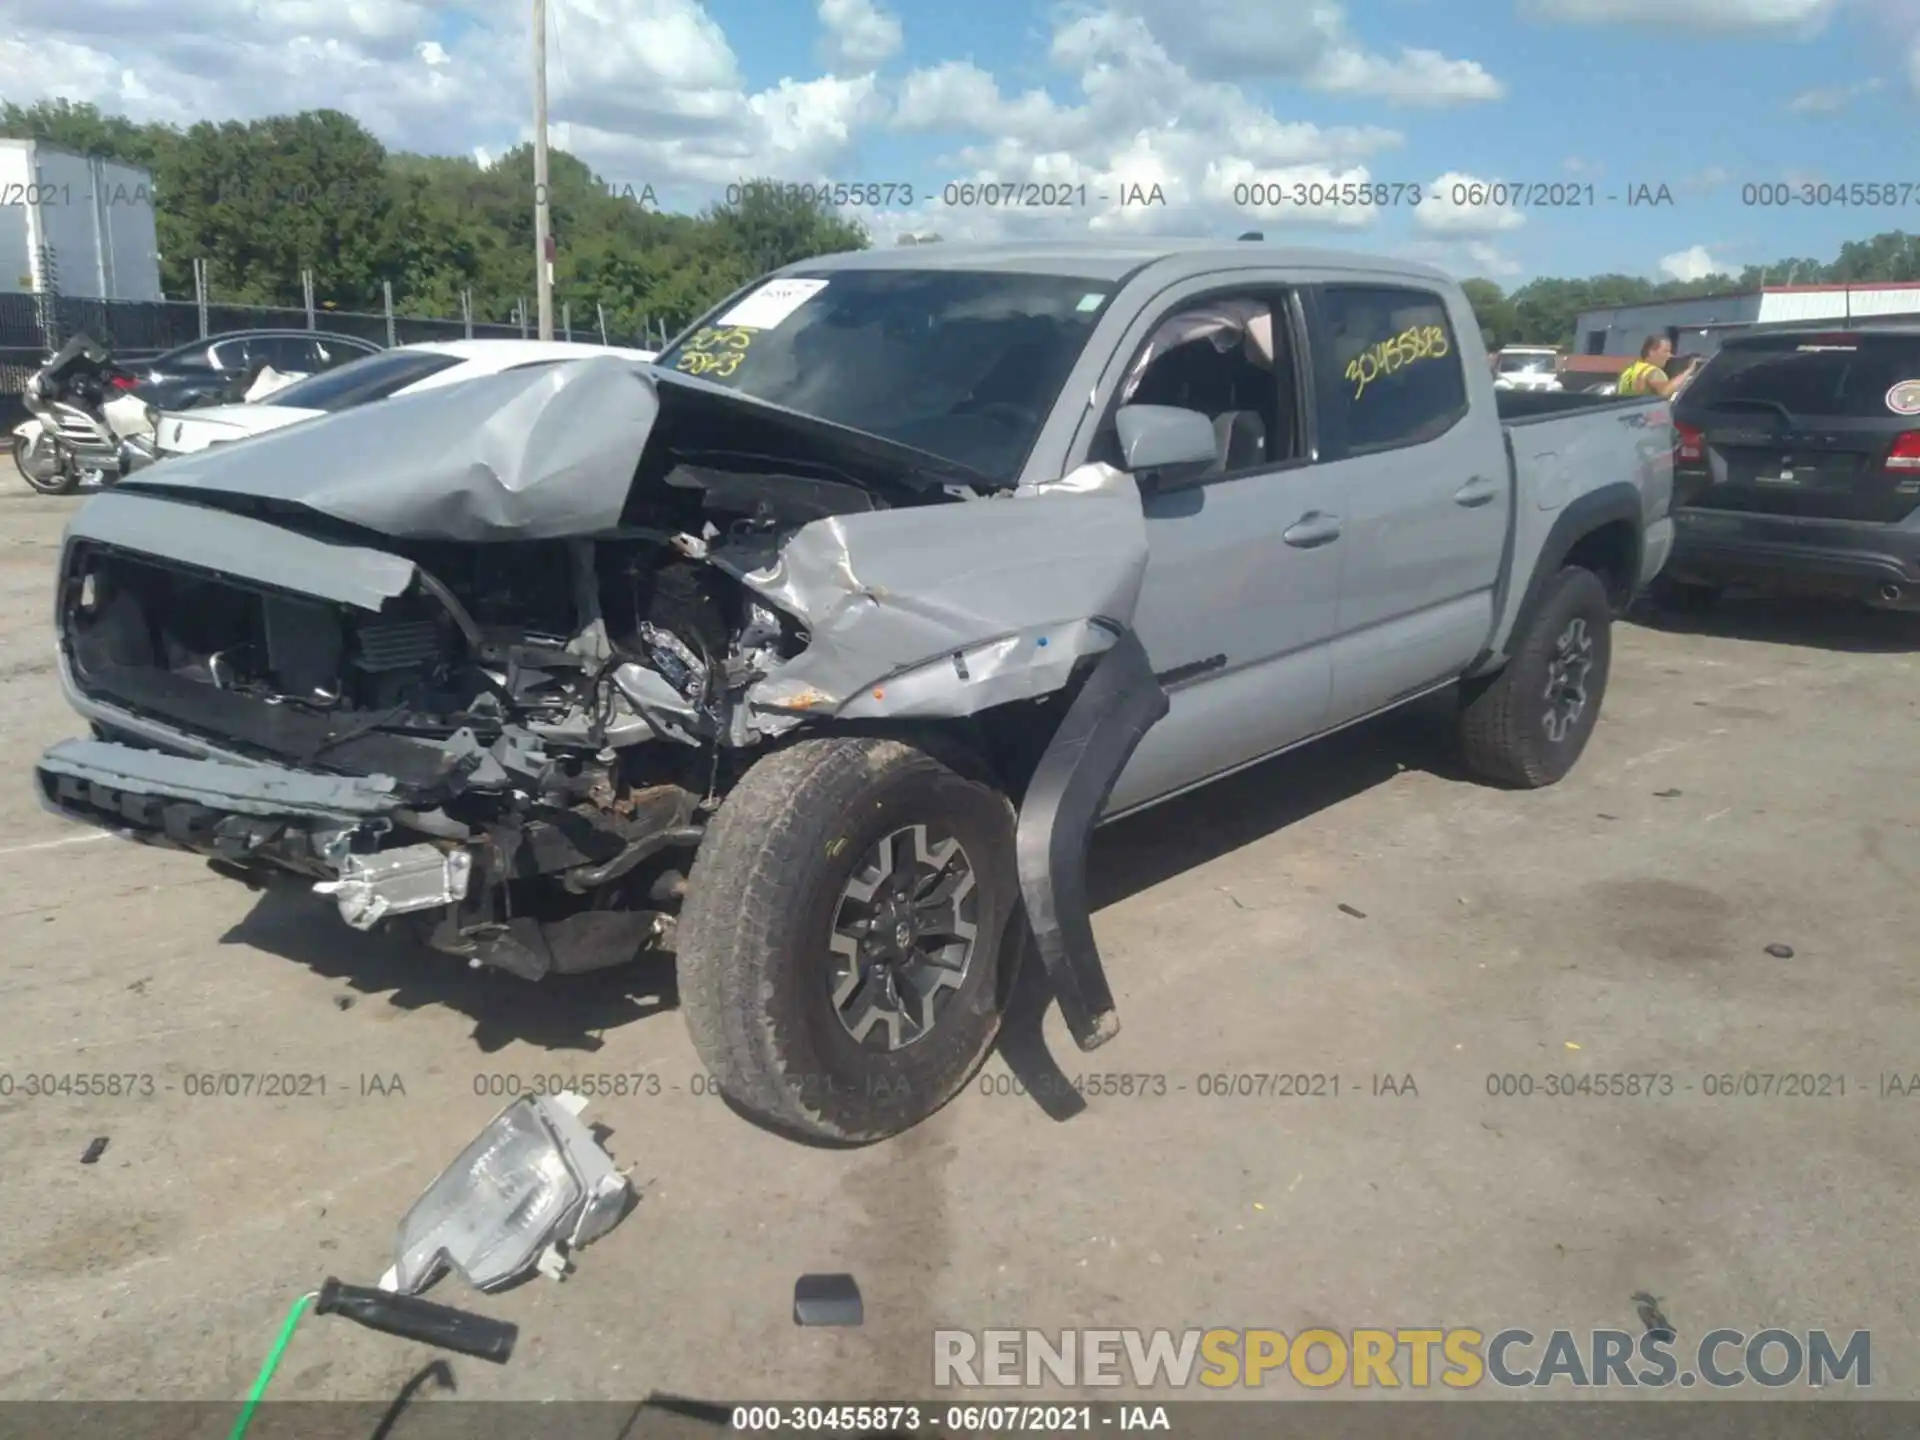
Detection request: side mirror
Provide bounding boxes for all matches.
[1114,404,1217,489]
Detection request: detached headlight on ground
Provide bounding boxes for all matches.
[380,1092,631,1294]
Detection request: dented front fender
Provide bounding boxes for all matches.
[735,479,1151,724]
[730,471,1166,1050]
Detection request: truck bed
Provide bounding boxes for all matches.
[1495,388,1642,423]
[1483,389,1676,655]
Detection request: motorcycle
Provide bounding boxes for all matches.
[10,333,158,495]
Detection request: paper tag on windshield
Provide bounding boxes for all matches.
[719,278,828,330]
[1887,379,1920,415]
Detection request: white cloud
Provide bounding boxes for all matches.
[1414,172,1526,236]
[1108,0,1502,103]
[1659,244,1724,282]
[885,10,1420,240]
[1788,76,1884,112]
[1520,0,1837,29]
[1308,46,1505,104]
[0,0,895,187]
[1463,240,1524,279]
[816,0,902,75]
[0,0,1506,242]
[1397,237,1525,282]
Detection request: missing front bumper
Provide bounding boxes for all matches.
[33,736,686,981]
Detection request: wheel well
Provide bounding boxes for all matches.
[781,690,1078,804]
[1560,519,1639,611]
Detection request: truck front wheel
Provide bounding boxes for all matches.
[1459,566,1614,788]
[677,736,1020,1143]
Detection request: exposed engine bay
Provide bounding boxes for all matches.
[38,357,1156,988]
[57,477,894,979]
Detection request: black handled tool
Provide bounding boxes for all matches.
[314,1277,518,1363]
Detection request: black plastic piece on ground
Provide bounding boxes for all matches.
[793,1273,863,1326]
[315,1277,518,1363]
[80,1137,109,1164]
[1015,628,1170,1053]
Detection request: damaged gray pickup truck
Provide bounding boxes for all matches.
[34,241,1675,1143]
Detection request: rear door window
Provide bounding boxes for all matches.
[1315,285,1469,455]
[263,350,464,412]
[250,337,312,371]
[1685,335,1917,419]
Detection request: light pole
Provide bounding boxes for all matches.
[532,0,554,339]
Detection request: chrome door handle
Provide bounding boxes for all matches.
[1454,476,1500,507]
[1282,511,1343,548]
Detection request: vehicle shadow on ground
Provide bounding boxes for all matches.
[220,885,679,1054]
[222,695,1468,1086]
[995,694,1474,1124]
[1628,595,1920,654]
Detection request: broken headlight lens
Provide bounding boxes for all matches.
[385,1094,628,1294]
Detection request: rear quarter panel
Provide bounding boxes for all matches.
[1485,396,1673,662]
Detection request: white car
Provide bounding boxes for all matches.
[151,339,659,456]
[1491,345,1563,392]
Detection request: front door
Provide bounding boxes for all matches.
[1307,280,1510,722]
[1063,279,1348,815]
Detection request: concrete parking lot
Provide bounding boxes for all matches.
[2,462,1918,1410]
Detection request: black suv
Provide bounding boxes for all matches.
[132,330,383,411]
[1658,322,1920,611]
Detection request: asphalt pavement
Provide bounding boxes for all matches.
[2,467,1917,1410]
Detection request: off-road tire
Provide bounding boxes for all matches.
[677,736,1020,1144]
[1459,566,1613,788]
[1648,574,1721,613]
[12,433,78,494]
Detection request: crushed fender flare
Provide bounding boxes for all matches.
[1013,627,1169,1052]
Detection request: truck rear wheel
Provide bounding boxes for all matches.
[1459,566,1613,788]
[677,736,1020,1143]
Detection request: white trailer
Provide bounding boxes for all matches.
[0,139,163,301]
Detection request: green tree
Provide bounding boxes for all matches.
[4,97,1914,340]
[704,178,869,276]
[1458,278,1517,350]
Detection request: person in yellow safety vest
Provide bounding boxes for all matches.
[1616,335,1700,398]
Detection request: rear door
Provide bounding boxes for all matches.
[1307,279,1510,723]
[1674,332,1920,525]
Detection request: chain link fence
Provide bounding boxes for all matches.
[0,287,672,405]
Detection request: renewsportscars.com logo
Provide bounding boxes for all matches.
[933,1327,1871,1390]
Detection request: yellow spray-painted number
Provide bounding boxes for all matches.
[1344,324,1450,400]
[675,325,753,378]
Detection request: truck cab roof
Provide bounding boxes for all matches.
[773,239,1454,287]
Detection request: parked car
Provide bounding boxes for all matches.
[151,339,660,455]
[34,242,1672,1144]
[131,330,384,412]
[1659,322,1920,610]
[1492,345,1564,392]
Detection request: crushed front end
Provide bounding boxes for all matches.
[36,356,1163,1037]
[37,486,754,978]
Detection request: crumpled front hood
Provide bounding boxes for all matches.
[117,358,1002,543]
[122,358,661,542]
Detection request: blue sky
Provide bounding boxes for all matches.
[5,0,1915,289]
[680,0,1916,284]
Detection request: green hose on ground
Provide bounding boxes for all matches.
[227,1290,317,1440]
